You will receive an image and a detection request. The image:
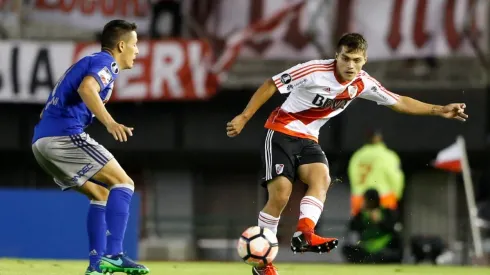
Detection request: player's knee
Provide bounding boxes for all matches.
[125,176,134,186]
[316,173,331,192]
[305,169,330,201]
[268,177,292,208]
[307,166,330,191]
[110,176,134,188]
[94,159,135,187]
[100,172,134,187]
[92,187,109,201]
[324,173,331,190]
[271,190,290,208]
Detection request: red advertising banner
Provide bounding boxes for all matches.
[0,40,219,103]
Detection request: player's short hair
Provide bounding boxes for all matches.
[336,33,368,54]
[100,20,137,50]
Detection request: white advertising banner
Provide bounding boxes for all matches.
[15,0,489,61]
[29,0,151,33]
[352,0,488,60]
[185,0,487,60]
[0,40,219,103]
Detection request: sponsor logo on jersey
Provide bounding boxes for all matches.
[312,94,348,110]
[286,78,307,92]
[97,67,113,87]
[370,85,389,101]
[294,78,307,87]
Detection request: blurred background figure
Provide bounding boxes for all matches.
[348,130,405,216]
[342,189,403,264]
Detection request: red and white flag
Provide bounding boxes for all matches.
[433,141,463,173]
[432,136,484,258]
[212,0,306,78]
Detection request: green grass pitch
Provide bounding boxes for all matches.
[0,259,489,275]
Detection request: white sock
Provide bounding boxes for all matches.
[90,200,107,206]
[258,211,280,234]
[299,196,324,225]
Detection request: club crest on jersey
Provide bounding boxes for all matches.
[348,85,358,98]
[111,62,119,74]
[97,67,113,87]
[280,73,292,84]
[275,164,284,175]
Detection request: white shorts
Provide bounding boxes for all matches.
[32,132,114,190]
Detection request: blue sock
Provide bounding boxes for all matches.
[105,184,134,256]
[87,201,107,267]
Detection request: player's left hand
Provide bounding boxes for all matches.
[440,103,468,122]
[226,114,248,137]
[106,121,134,142]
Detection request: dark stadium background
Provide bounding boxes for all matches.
[0,0,489,267]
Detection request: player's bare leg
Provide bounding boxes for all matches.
[92,159,150,275]
[76,182,110,275]
[253,176,292,275]
[259,176,293,233]
[291,163,338,254]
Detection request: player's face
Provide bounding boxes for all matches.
[335,46,367,82]
[119,31,139,70]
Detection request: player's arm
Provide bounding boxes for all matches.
[78,76,115,126]
[227,61,319,137]
[389,96,467,121]
[359,75,468,121]
[226,78,278,137]
[78,76,133,142]
[388,96,441,115]
[241,78,278,120]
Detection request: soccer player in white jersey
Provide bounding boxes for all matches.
[226,33,467,275]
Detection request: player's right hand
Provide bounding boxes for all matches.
[106,122,134,142]
[226,114,248,137]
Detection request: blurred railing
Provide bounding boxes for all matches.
[223,57,489,91]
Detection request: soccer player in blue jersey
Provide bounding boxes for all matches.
[31,20,149,275]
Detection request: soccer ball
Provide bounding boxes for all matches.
[237,226,279,267]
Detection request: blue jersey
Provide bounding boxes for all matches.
[32,51,119,143]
